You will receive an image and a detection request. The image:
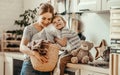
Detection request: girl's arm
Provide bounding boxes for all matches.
[54,37,67,47]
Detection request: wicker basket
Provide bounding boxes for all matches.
[30,44,60,72]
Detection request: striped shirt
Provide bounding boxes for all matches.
[60,27,81,51]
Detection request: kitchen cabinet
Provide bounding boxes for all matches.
[81,70,108,75]
[108,0,120,9]
[109,6,120,75]
[78,0,109,12]
[0,53,4,75]
[1,32,21,52]
[65,68,79,75]
[110,53,120,75]
[110,9,120,53]
[110,9,120,39]
[4,52,24,75]
[4,56,13,75]
[81,70,93,75]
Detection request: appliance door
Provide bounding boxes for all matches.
[13,59,23,75]
[110,53,120,75]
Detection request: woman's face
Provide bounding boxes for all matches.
[52,17,65,30]
[38,12,53,27]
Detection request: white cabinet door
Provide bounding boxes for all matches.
[80,0,96,2]
[81,70,93,75]
[110,9,120,39]
[81,70,108,75]
[102,0,109,11]
[110,54,120,75]
[5,56,13,75]
[78,0,109,11]
[108,0,120,9]
[65,68,79,75]
[78,0,101,11]
[0,55,4,75]
[94,72,109,75]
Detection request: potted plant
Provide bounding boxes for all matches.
[14,7,38,36]
[9,8,37,40]
[14,8,38,28]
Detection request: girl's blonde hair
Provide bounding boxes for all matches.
[52,15,66,24]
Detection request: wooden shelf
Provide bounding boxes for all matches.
[111,17,120,20]
[111,24,120,26]
[111,34,120,39]
[111,30,120,33]
[1,32,21,52]
[110,9,120,40]
[2,40,21,43]
[3,48,19,50]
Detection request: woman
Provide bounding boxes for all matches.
[20,3,58,75]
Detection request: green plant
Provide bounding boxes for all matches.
[14,8,38,27]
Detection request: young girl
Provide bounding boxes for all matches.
[52,15,81,75]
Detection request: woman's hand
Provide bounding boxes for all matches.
[32,51,48,64]
[54,37,67,47]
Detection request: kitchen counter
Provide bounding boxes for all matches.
[0,52,109,74]
[67,63,109,74]
[0,52,24,75]
[0,52,24,60]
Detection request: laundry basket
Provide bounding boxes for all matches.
[30,43,60,72]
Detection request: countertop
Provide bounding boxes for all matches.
[67,63,109,74]
[0,52,109,74]
[0,52,24,60]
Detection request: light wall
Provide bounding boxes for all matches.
[81,12,110,58]
[0,0,24,37]
[23,0,47,11]
[0,0,47,38]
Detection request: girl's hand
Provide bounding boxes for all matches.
[32,51,48,64]
[62,37,67,46]
[54,37,67,47]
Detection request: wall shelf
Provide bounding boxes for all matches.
[1,32,21,52]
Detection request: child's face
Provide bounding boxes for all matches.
[52,17,65,30]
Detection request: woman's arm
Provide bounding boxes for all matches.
[20,38,48,63]
[20,38,34,56]
[54,37,67,47]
